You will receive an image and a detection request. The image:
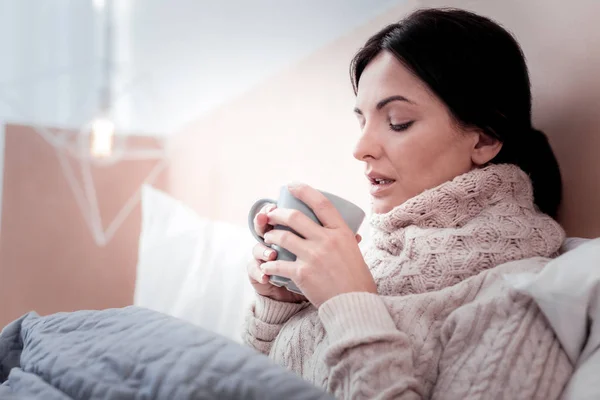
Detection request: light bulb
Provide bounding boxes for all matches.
[90,118,115,158]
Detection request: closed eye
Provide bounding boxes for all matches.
[389,121,414,132]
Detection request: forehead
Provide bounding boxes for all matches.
[355,51,434,108]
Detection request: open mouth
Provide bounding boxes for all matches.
[370,177,395,185]
[367,173,396,195]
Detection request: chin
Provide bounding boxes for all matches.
[371,192,412,214]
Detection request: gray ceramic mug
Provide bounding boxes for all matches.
[248,186,365,294]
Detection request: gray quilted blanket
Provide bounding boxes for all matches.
[0,307,333,400]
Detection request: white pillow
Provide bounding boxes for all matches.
[560,237,591,253]
[506,238,600,400]
[135,185,256,342]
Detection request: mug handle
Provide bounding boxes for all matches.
[248,198,277,244]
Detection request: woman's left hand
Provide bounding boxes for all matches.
[261,183,378,308]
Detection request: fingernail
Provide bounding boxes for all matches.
[263,233,271,244]
[287,181,303,190]
[263,249,274,258]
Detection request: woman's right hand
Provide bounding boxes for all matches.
[247,203,306,303]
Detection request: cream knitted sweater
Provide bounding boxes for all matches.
[243,165,572,399]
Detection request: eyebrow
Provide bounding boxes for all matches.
[353,95,415,115]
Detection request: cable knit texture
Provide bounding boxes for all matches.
[243,164,572,399]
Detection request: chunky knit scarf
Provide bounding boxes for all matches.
[365,163,565,295]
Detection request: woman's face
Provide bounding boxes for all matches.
[353,51,481,214]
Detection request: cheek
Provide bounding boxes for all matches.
[387,125,472,197]
[417,131,474,187]
[387,125,445,174]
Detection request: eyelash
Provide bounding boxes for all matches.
[389,121,414,132]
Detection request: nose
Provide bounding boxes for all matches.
[353,124,382,161]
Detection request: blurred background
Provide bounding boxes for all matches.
[0,0,599,337]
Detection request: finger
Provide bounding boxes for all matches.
[254,203,277,236]
[287,183,344,229]
[264,203,277,212]
[254,213,268,237]
[252,242,277,262]
[266,208,321,240]
[264,229,307,259]
[247,259,269,284]
[260,260,297,280]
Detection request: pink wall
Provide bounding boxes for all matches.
[168,0,600,238]
[0,124,167,327]
[166,3,406,228]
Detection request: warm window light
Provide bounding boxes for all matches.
[90,118,115,158]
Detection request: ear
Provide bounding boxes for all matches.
[471,131,503,166]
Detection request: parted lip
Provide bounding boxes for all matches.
[365,170,396,184]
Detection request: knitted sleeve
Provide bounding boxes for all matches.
[242,294,307,355]
[318,290,572,400]
[318,292,423,399]
[432,288,573,399]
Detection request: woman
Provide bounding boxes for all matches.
[244,8,571,399]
